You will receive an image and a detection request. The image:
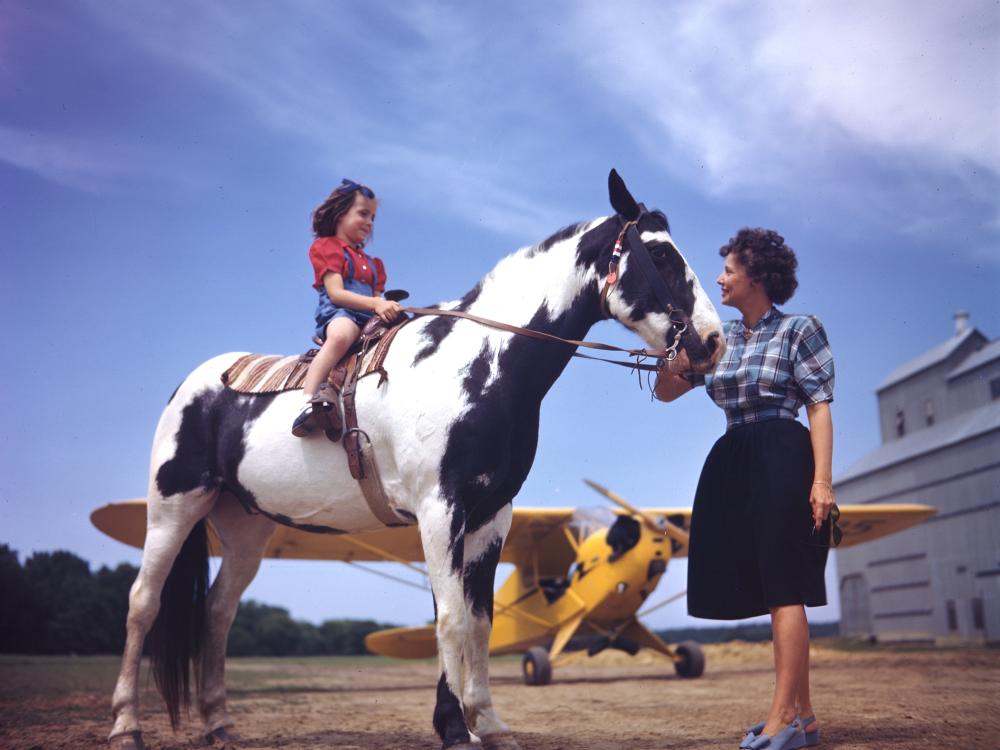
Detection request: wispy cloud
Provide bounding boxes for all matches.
[561,0,1000,191]
[9,0,998,248]
[0,125,142,192]
[73,1,572,239]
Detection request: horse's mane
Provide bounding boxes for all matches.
[526,220,591,257]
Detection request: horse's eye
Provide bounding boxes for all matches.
[649,246,667,260]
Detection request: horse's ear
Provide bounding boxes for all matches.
[608,169,640,220]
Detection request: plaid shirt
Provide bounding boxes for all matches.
[690,307,835,429]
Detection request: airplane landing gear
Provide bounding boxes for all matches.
[521,646,552,685]
[672,640,705,677]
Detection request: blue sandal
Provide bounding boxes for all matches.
[739,721,765,749]
[794,715,820,748]
[746,721,804,750]
[742,715,819,749]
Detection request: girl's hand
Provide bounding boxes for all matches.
[373,298,402,323]
[810,481,836,529]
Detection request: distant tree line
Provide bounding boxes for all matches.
[0,545,398,656]
[655,621,839,644]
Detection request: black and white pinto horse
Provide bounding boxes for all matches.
[108,171,724,750]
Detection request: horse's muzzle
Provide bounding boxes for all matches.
[685,330,725,374]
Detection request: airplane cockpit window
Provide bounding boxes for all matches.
[538,508,618,604]
[568,507,641,560]
[567,507,617,542]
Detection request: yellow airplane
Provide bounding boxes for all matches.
[91,480,935,686]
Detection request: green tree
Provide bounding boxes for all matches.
[319,619,387,655]
[0,545,36,653]
[23,550,107,654]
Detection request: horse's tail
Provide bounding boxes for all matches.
[149,520,209,730]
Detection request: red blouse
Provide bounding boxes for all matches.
[308,237,386,293]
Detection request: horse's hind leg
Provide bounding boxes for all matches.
[460,507,519,750]
[198,492,275,742]
[110,487,217,748]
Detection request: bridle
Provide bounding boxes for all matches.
[599,210,689,361]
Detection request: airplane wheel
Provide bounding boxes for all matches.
[673,640,705,678]
[522,646,552,686]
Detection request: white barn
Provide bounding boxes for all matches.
[835,312,1000,644]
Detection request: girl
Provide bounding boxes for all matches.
[292,179,402,437]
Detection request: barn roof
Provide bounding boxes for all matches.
[836,398,1000,485]
[876,327,982,392]
[948,337,1000,380]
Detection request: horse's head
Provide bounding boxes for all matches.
[601,169,724,373]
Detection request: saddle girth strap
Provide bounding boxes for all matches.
[340,317,413,526]
[342,354,365,481]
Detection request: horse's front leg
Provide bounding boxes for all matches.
[418,497,477,750]
[461,506,520,750]
[198,495,275,743]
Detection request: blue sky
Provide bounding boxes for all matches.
[2,1,998,631]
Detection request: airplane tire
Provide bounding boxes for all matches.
[522,647,552,686]
[673,641,705,678]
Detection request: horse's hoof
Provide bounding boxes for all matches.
[108,731,146,750]
[481,732,522,750]
[205,726,241,746]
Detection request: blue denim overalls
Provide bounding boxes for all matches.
[314,251,376,341]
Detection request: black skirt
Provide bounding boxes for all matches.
[687,418,829,620]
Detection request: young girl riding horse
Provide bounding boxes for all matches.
[292,179,403,437]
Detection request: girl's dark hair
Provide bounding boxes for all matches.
[311,183,377,238]
[719,227,798,304]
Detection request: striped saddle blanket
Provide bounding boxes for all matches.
[221,351,316,394]
[222,317,410,396]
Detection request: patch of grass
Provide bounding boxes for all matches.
[0,654,422,704]
[0,655,127,701]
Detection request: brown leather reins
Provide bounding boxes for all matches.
[320,306,657,369]
[400,305,664,372]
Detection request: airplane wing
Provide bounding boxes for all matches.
[90,499,933,565]
[636,504,936,552]
[90,500,578,568]
[91,500,427,562]
[364,624,437,659]
[834,503,936,547]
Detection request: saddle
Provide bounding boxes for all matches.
[221,314,414,527]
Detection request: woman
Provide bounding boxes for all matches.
[655,228,835,750]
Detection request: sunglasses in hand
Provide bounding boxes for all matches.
[807,503,843,548]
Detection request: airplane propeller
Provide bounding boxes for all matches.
[583,478,690,548]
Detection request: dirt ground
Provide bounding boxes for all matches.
[2,641,999,750]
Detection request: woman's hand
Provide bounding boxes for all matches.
[373,297,402,323]
[653,352,694,402]
[804,401,835,530]
[810,481,835,529]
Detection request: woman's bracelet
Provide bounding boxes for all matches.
[813,481,833,488]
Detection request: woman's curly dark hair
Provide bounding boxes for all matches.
[719,227,798,304]
[311,182,377,238]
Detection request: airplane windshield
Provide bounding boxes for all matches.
[568,506,617,542]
